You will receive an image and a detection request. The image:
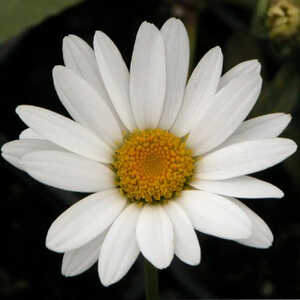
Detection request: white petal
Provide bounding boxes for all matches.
[136,204,174,269]
[172,46,223,136]
[187,74,262,155]
[158,18,189,130]
[46,189,127,252]
[230,198,273,248]
[2,139,61,158]
[196,138,297,180]
[164,201,200,265]
[99,204,140,286]
[21,150,115,192]
[178,190,252,239]
[53,66,122,147]
[62,34,110,103]
[190,175,283,199]
[220,113,292,149]
[94,31,136,131]
[16,105,112,163]
[218,59,261,90]
[19,128,42,139]
[1,139,61,171]
[2,153,23,170]
[129,22,166,129]
[62,230,107,277]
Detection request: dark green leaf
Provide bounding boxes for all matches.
[0,0,84,43]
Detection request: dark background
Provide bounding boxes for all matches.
[0,0,299,299]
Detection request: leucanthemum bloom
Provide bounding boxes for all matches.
[2,18,297,286]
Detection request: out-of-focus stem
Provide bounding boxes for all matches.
[251,0,269,36]
[144,259,159,300]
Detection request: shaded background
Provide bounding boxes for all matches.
[0,0,300,299]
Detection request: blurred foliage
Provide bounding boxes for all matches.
[0,0,83,43]
[284,121,300,191]
[251,0,270,37]
[253,64,300,116]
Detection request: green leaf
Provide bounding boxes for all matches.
[0,0,84,43]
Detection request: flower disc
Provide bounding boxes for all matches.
[114,129,195,203]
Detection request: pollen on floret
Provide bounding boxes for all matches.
[113,128,195,204]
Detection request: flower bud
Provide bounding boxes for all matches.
[266,0,300,39]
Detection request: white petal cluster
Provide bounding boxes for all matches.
[1,18,297,286]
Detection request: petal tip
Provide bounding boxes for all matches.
[276,189,285,198]
[93,31,112,52]
[61,257,82,277]
[61,265,73,277]
[213,45,222,55]
[288,139,298,154]
[139,21,158,33]
[15,105,23,115]
[1,142,9,153]
[190,259,201,266]
[45,235,54,251]
[15,104,35,116]
[94,30,105,40]
[45,240,64,253]
[281,113,292,129]
[143,256,172,270]
[265,240,273,248]
[254,61,261,73]
[99,277,112,287]
[185,254,201,266]
[52,65,65,77]
[62,35,70,44]
[67,34,78,39]
[15,105,30,119]
[163,17,183,27]
[98,266,116,287]
[45,228,64,253]
[207,46,223,62]
[257,237,273,249]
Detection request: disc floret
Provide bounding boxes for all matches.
[114,129,195,204]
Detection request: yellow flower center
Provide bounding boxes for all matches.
[114,129,195,204]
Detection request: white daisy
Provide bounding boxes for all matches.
[1,18,297,286]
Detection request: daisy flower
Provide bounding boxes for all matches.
[1,18,297,287]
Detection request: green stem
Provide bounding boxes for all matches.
[250,0,269,37]
[144,259,159,300]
